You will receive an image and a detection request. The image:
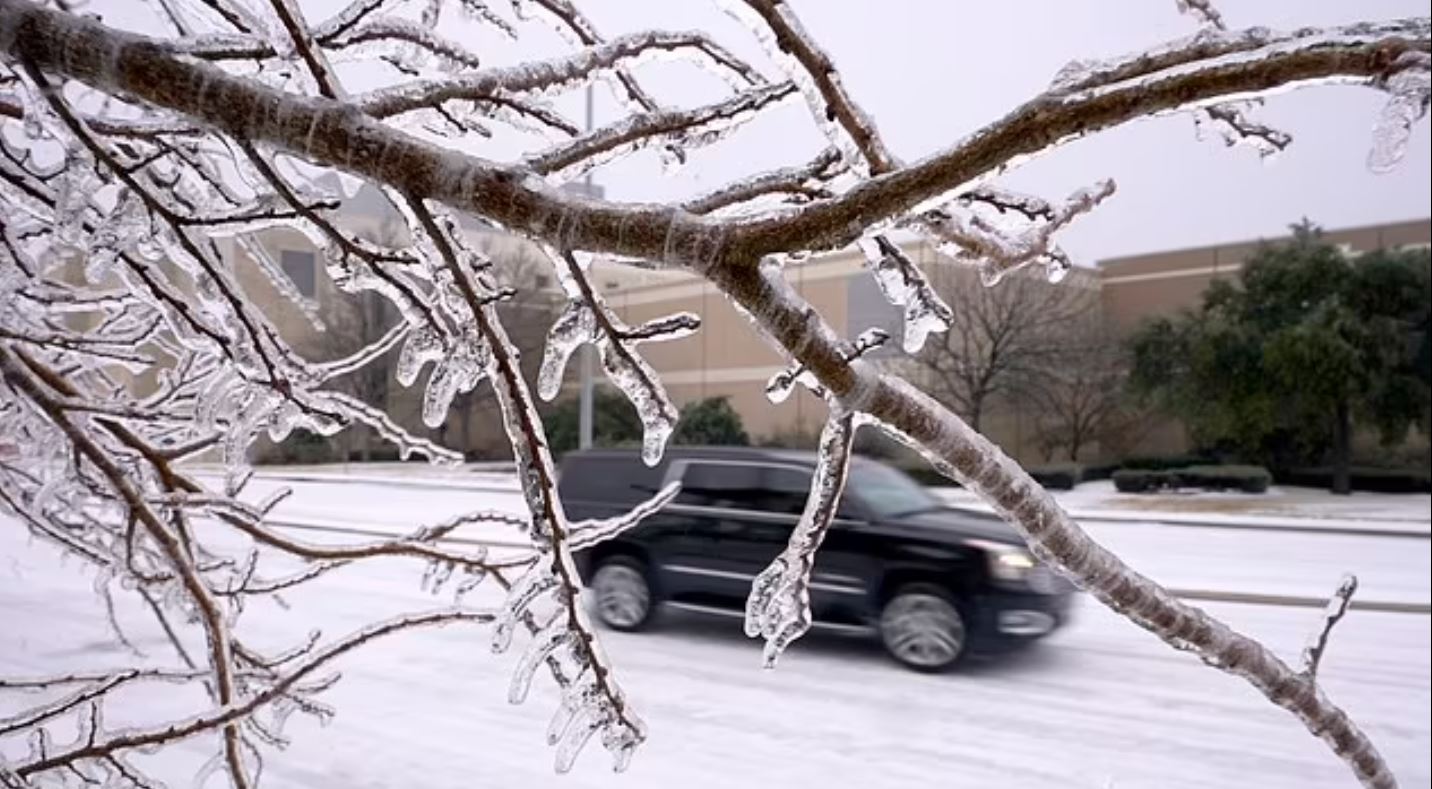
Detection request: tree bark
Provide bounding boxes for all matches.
[1332,399,1352,496]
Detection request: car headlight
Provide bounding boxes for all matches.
[967,540,1036,583]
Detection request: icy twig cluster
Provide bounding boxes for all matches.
[743,410,860,667]
[0,0,1428,785]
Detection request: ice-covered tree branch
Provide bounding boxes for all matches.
[2,1,1421,266]
[10,610,495,780]
[744,410,859,667]
[1302,574,1359,680]
[2,0,1428,785]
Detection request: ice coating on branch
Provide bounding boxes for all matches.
[395,325,447,386]
[715,0,889,174]
[765,362,822,404]
[567,481,680,551]
[528,82,798,182]
[321,17,485,73]
[744,411,860,667]
[420,328,492,428]
[856,235,953,353]
[535,253,695,465]
[536,300,594,400]
[491,568,559,654]
[909,179,1115,286]
[510,615,574,704]
[1193,101,1292,159]
[1047,19,1428,101]
[1368,52,1430,173]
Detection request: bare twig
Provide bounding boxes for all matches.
[1301,574,1359,680]
[13,610,494,778]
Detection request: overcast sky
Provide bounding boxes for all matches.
[119,0,1432,264]
[563,0,1432,263]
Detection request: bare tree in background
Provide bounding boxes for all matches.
[0,0,1426,787]
[915,266,1095,432]
[1023,314,1145,463]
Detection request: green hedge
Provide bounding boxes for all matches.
[1029,463,1082,490]
[261,430,339,465]
[903,462,1113,491]
[1113,464,1271,494]
[1279,467,1431,493]
[1118,454,1215,471]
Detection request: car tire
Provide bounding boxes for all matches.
[589,556,656,632]
[878,583,966,672]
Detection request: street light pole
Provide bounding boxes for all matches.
[577,84,595,450]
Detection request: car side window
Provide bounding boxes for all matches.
[762,467,811,515]
[675,462,766,510]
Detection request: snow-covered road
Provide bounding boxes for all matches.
[226,474,1432,607]
[2,478,1429,788]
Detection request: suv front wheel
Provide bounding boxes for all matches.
[589,556,655,631]
[879,584,966,672]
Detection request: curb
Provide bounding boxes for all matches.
[1166,588,1430,615]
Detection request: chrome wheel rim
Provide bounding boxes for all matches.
[592,564,650,628]
[880,593,965,668]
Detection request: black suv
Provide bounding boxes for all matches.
[562,447,1074,672]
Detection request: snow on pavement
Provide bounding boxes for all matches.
[1,517,1428,789]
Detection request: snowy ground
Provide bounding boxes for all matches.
[218,475,1432,607]
[938,480,1432,535]
[3,479,1429,788]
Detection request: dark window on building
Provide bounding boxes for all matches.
[280,249,317,297]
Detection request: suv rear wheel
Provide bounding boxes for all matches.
[589,556,655,631]
[879,584,966,672]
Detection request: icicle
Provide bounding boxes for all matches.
[491,568,558,653]
[508,616,573,704]
[396,325,446,387]
[567,482,680,551]
[1368,53,1430,173]
[744,412,860,667]
[547,676,600,745]
[856,235,953,353]
[553,706,604,774]
[595,337,678,466]
[536,301,594,401]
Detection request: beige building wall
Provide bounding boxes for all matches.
[212,198,1426,468]
[588,219,1430,466]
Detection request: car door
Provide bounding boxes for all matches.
[728,465,877,619]
[656,459,771,606]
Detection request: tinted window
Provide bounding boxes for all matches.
[675,462,811,514]
[559,455,666,507]
[845,461,938,518]
[764,467,811,515]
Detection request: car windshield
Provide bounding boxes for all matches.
[846,461,941,519]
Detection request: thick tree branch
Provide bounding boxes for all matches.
[2,1,1421,268]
